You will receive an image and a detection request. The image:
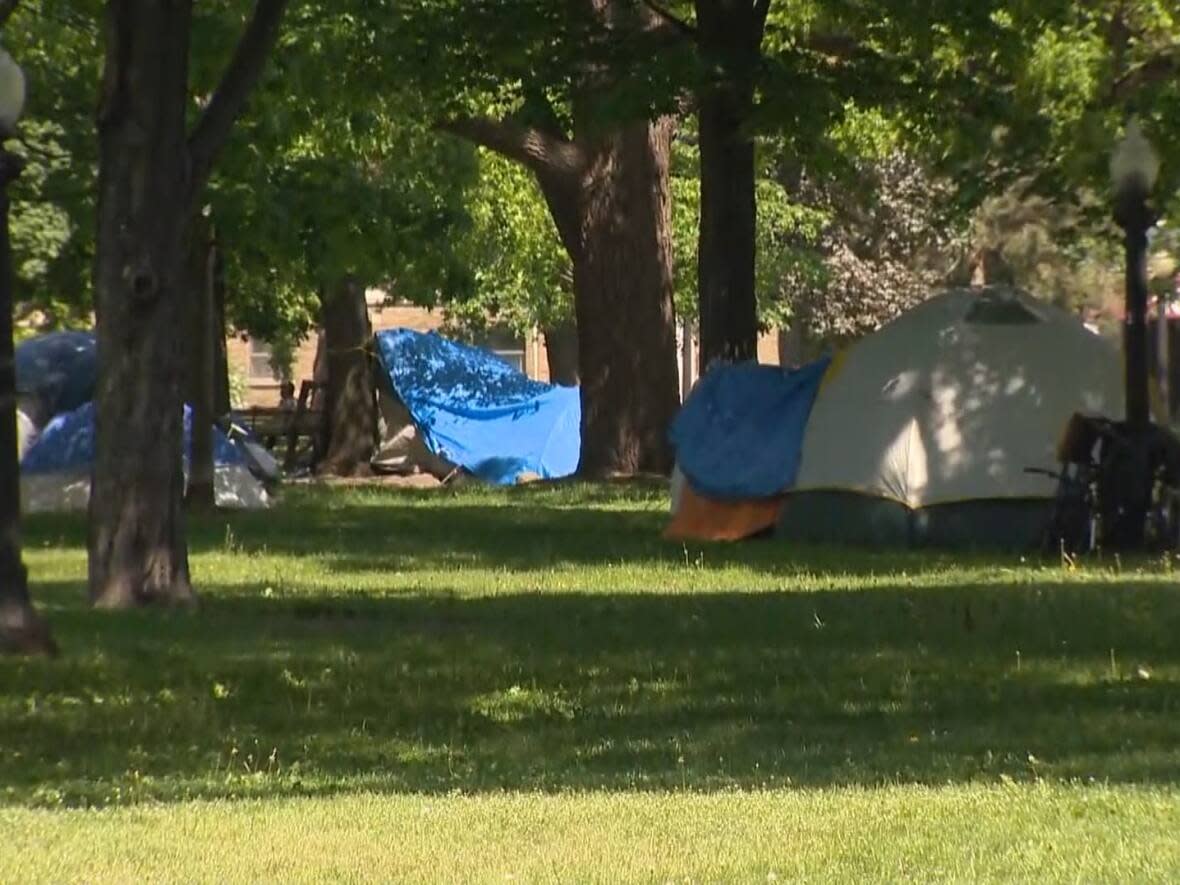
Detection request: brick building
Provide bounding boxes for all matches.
[227,289,784,408]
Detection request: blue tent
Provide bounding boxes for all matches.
[15,331,97,420]
[670,357,830,500]
[374,329,580,485]
[21,402,246,475]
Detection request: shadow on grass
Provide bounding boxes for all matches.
[4,578,1180,807]
[20,482,1085,579]
[208,501,1035,577]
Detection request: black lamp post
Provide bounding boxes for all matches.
[1107,120,1162,548]
[0,44,45,652]
[1111,119,1160,431]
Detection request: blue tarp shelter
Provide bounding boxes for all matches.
[669,357,831,500]
[15,331,97,420]
[374,329,581,485]
[22,402,246,475]
[20,402,270,511]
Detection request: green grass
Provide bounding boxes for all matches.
[4,481,1180,881]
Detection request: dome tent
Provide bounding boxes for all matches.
[20,402,270,512]
[15,330,97,420]
[777,286,1124,548]
[13,330,96,457]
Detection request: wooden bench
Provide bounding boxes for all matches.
[234,380,325,471]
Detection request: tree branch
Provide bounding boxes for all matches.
[1108,48,1180,104]
[521,87,571,141]
[801,32,867,60]
[0,0,20,28]
[187,0,291,195]
[639,0,697,41]
[438,116,586,180]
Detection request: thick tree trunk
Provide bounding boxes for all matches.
[0,151,56,656]
[89,1,195,608]
[318,277,376,475]
[571,118,679,476]
[697,85,757,368]
[88,0,288,607]
[542,322,580,385]
[694,0,764,370]
[442,2,680,476]
[185,216,217,511]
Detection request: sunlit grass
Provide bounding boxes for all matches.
[5,481,1180,880]
[5,786,1180,883]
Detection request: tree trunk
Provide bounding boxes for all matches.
[570,118,679,476]
[318,277,376,475]
[185,215,217,511]
[0,151,56,656]
[88,0,288,607]
[441,2,680,476]
[89,1,195,608]
[695,0,764,370]
[542,322,580,385]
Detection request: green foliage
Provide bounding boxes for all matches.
[6,1,102,318]
[938,1,1180,217]
[6,0,481,349]
[207,11,481,349]
[443,149,571,336]
[447,134,827,337]
[765,103,965,341]
[226,366,250,410]
[968,182,1121,314]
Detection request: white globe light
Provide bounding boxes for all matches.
[1110,118,1160,193]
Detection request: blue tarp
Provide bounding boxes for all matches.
[670,357,831,500]
[21,402,245,475]
[15,331,97,418]
[374,328,581,485]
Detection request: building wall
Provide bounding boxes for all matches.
[675,325,783,400]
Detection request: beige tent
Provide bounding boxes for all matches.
[779,286,1125,547]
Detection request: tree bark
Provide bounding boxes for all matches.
[445,117,680,475]
[185,215,216,511]
[568,119,680,475]
[0,150,56,656]
[694,0,767,370]
[89,0,289,608]
[318,277,376,476]
[542,322,580,385]
[90,1,196,608]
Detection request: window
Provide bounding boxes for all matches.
[476,327,526,375]
[495,350,526,373]
[248,338,281,382]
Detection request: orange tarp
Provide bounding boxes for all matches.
[663,482,784,542]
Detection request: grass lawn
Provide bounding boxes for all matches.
[4,481,1180,881]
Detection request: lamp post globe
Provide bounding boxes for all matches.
[1111,119,1160,199]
